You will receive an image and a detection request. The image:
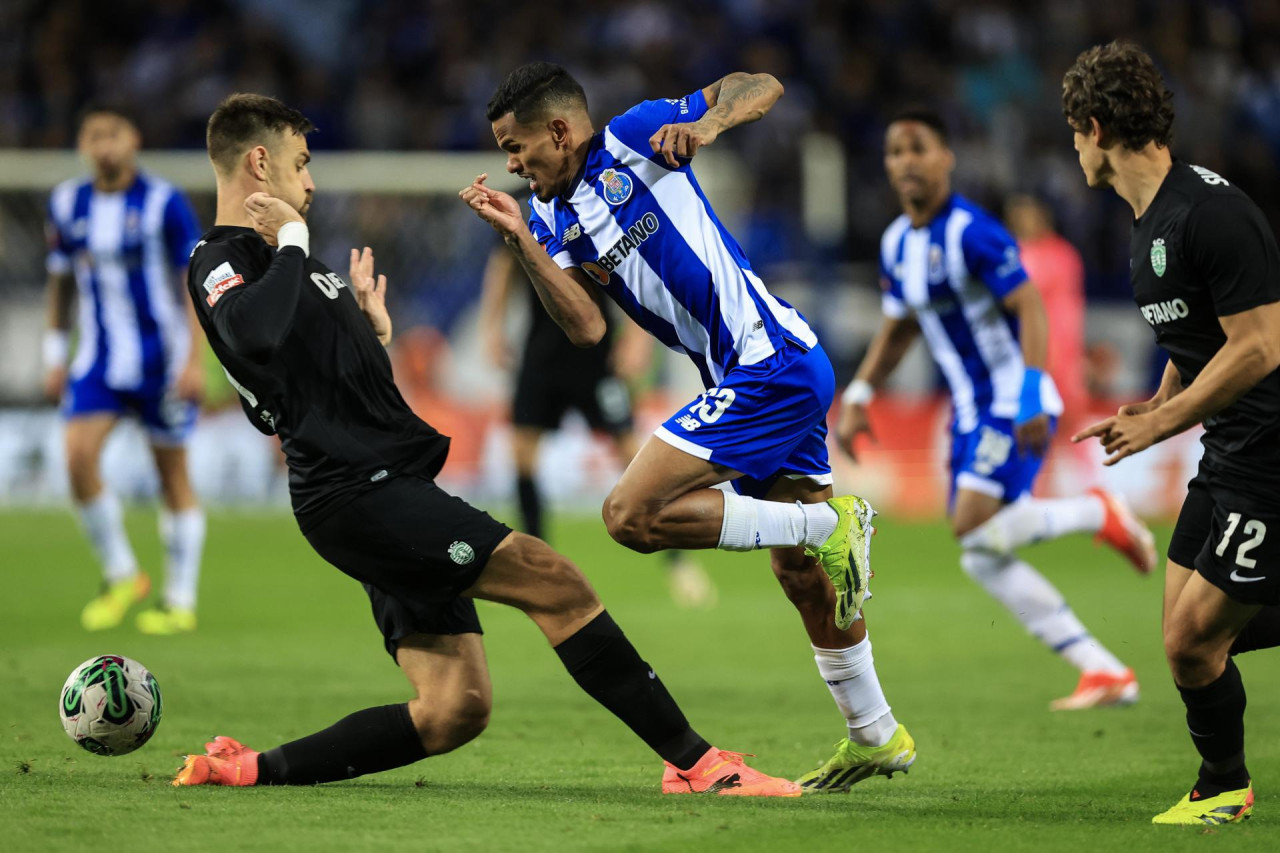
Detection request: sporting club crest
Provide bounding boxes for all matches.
[1151,238,1167,277]
[599,168,633,205]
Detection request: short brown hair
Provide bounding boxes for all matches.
[1062,41,1174,150]
[206,93,314,174]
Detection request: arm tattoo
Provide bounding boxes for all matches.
[704,73,779,131]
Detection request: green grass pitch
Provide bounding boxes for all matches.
[2,507,1279,852]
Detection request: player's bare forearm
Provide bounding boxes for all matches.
[504,229,606,347]
[855,317,920,388]
[1149,305,1280,440]
[1003,282,1048,370]
[700,72,783,135]
[45,273,75,330]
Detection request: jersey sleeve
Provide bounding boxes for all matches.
[191,236,304,362]
[162,190,202,270]
[1184,194,1280,316]
[606,89,711,166]
[528,205,574,269]
[45,194,71,276]
[961,216,1029,299]
[878,252,909,318]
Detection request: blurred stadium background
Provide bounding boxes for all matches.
[1,0,1277,518]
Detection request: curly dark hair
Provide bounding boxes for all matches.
[1062,41,1174,150]
[206,93,314,174]
[486,62,588,123]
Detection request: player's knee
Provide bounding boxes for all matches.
[410,692,491,755]
[601,496,660,554]
[960,548,1007,583]
[1163,627,1211,680]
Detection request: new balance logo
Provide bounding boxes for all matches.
[562,223,581,242]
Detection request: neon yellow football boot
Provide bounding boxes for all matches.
[136,605,197,635]
[805,495,876,630]
[796,724,916,793]
[80,573,151,631]
[1152,784,1253,826]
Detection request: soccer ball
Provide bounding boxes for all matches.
[59,655,162,756]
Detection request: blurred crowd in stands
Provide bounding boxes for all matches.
[4,0,1280,297]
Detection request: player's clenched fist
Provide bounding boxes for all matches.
[245,192,303,246]
[459,174,526,237]
[649,120,720,167]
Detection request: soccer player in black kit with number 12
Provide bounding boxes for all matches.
[1065,42,1280,825]
[170,93,799,797]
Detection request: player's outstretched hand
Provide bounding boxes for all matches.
[649,120,720,168]
[244,192,303,246]
[1071,410,1165,466]
[1015,413,1051,458]
[459,174,525,237]
[349,247,392,345]
[835,402,874,463]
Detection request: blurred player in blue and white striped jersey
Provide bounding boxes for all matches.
[464,62,915,792]
[836,108,1156,710]
[43,105,206,635]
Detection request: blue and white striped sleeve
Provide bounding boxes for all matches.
[45,188,72,276]
[528,205,573,269]
[163,189,202,270]
[962,216,1028,299]
[607,90,710,167]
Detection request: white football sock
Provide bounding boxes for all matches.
[959,494,1105,553]
[960,549,1128,675]
[76,492,138,583]
[718,491,838,552]
[813,638,897,747]
[160,508,205,610]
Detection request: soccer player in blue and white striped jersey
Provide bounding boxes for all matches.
[43,105,206,635]
[837,108,1156,710]
[464,63,915,790]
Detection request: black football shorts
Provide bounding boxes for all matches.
[304,473,512,658]
[512,358,633,433]
[1168,463,1280,606]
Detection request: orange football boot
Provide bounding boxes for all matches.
[1089,488,1157,574]
[173,736,260,787]
[1050,668,1139,711]
[662,748,801,797]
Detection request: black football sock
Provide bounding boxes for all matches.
[516,475,543,541]
[1229,606,1280,655]
[1177,659,1249,797]
[256,703,426,785]
[554,610,710,771]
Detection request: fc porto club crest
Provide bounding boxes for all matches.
[599,168,633,205]
[1151,238,1167,277]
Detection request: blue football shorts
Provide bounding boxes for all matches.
[65,372,196,446]
[948,411,1056,506]
[654,341,834,499]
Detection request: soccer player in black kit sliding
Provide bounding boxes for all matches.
[171,93,799,797]
[1064,42,1280,825]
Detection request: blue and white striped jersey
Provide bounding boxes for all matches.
[879,194,1030,433]
[527,90,816,388]
[47,172,201,392]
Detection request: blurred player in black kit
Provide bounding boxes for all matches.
[171,93,800,797]
[1065,42,1280,825]
[478,245,716,607]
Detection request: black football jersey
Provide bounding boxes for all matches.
[1130,161,1280,480]
[187,226,448,528]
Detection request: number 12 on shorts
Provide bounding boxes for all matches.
[1215,512,1267,569]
